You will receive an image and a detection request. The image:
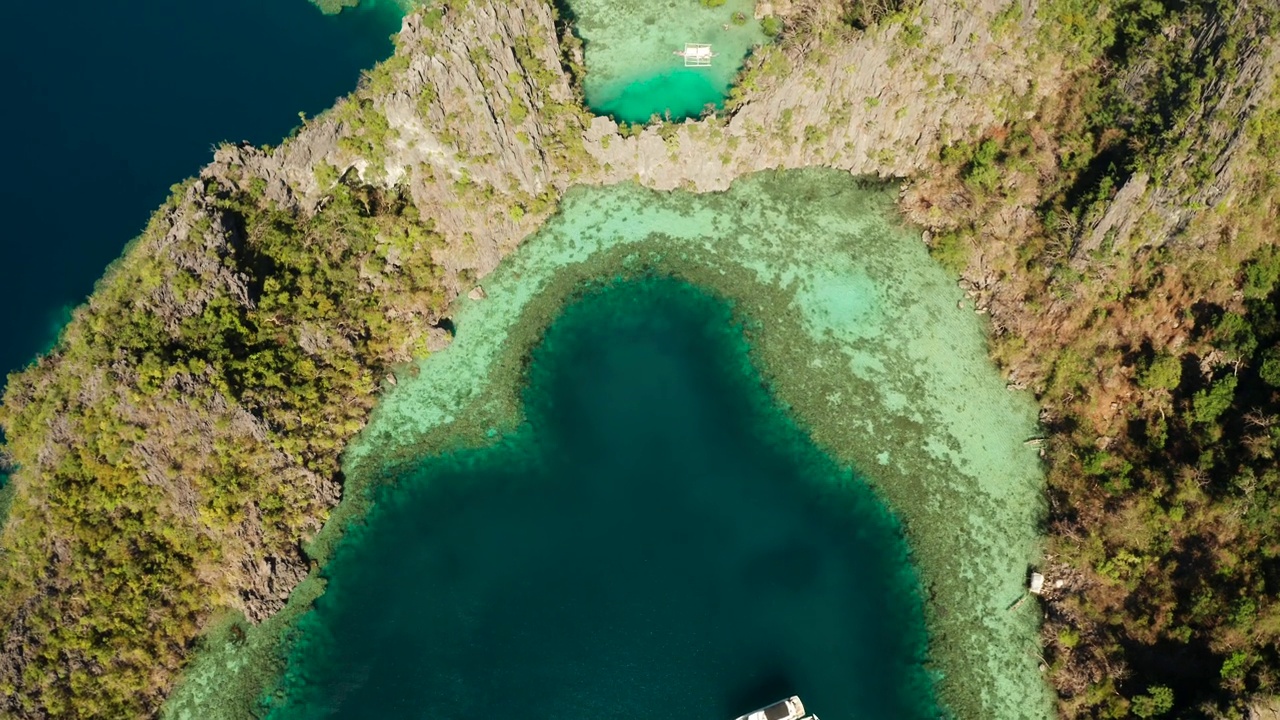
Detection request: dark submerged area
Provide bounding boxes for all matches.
[270,278,940,719]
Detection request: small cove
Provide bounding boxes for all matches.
[567,0,767,122]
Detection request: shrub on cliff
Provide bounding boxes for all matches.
[0,176,448,717]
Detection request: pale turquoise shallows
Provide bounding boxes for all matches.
[568,0,766,122]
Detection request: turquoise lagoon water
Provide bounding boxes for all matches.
[0,0,403,384]
[270,278,939,719]
[569,0,767,122]
[171,171,1051,719]
[593,69,725,124]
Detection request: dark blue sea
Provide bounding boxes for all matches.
[0,0,402,383]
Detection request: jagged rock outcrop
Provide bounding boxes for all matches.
[208,0,586,288]
[1074,5,1278,263]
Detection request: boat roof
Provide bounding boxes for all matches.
[763,701,795,720]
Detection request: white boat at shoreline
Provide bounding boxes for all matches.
[733,695,819,720]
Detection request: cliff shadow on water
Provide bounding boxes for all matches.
[166,169,1053,720]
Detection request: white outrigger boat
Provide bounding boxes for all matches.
[674,43,717,67]
[733,695,819,720]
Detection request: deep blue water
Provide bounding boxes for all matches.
[268,278,939,719]
[0,0,402,382]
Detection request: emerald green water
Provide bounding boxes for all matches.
[593,69,725,124]
[270,279,937,718]
[570,0,766,122]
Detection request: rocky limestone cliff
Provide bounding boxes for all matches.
[212,0,1053,281]
[1074,4,1278,265]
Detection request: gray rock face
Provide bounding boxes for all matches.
[205,0,1053,283]
[1074,10,1278,263]
[238,551,311,623]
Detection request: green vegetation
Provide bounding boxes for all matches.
[1139,353,1182,391]
[1037,244,1280,714]
[840,0,920,30]
[310,0,362,14]
[328,50,416,177]
[336,98,398,173]
[940,136,1018,193]
[990,1,1024,35]
[1036,0,1280,235]
[1131,686,1175,718]
[0,175,448,716]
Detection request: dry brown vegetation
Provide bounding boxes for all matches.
[904,0,1280,714]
